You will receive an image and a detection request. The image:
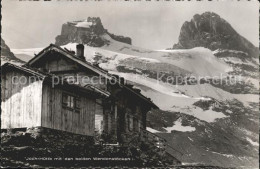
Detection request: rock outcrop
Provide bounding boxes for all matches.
[1,38,24,65]
[107,32,132,45]
[1,38,16,59]
[55,17,132,47]
[172,12,258,58]
[1,127,178,168]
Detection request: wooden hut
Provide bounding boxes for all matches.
[1,63,106,136]
[23,43,158,143]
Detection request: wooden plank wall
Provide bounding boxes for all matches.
[42,54,79,72]
[41,84,96,136]
[115,94,147,138]
[54,71,107,91]
[35,54,107,90]
[1,71,42,129]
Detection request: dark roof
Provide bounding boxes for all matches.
[1,62,49,78]
[26,44,158,109]
[84,84,110,97]
[1,62,109,98]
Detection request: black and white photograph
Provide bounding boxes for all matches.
[1,0,259,168]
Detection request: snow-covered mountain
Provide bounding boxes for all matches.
[172,12,258,79]
[172,12,258,58]
[8,12,259,168]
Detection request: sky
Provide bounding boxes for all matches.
[1,0,259,50]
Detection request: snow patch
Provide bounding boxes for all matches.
[173,83,258,108]
[109,72,188,98]
[213,49,248,56]
[242,77,259,88]
[163,118,196,133]
[188,137,194,142]
[226,110,233,114]
[138,57,160,63]
[172,106,227,123]
[146,127,160,133]
[153,47,231,76]
[221,57,255,66]
[210,151,234,158]
[239,128,255,137]
[72,20,93,28]
[246,137,259,147]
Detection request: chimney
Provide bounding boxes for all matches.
[119,77,125,85]
[76,44,85,60]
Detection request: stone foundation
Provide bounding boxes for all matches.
[1,127,94,148]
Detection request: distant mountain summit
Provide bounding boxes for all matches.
[172,12,258,58]
[55,17,132,47]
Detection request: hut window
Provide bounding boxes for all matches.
[75,98,80,109]
[133,118,139,132]
[128,115,133,131]
[62,94,68,106]
[62,93,80,111]
[70,96,74,108]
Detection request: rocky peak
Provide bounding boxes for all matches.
[1,38,25,65]
[172,12,258,58]
[55,17,131,47]
[1,38,16,59]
